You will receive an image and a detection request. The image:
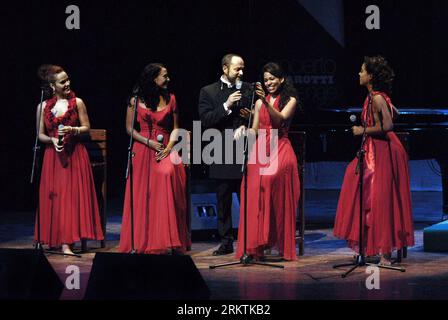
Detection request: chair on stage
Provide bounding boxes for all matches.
[289,131,306,256]
[184,131,192,251]
[395,131,410,263]
[81,129,107,252]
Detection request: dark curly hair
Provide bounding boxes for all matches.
[363,55,395,95]
[37,64,65,99]
[262,62,299,111]
[131,63,170,111]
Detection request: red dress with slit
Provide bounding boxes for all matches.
[35,93,104,247]
[119,94,191,254]
[334,91,415,256]
[235,95,300,261]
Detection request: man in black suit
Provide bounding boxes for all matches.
[198,53,253,255]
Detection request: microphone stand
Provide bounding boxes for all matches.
[210,83,284,269]
[125,94,139,254]
[31,89,81,258]
[333,93,404,277]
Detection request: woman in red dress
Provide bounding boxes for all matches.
[35,64,104,255]
[334,56,414,265]
[119,63,190,254]
[235,62,300,261]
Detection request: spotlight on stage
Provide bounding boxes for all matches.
[84,252,210,300]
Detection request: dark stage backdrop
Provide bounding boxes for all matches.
[0,0,447,211]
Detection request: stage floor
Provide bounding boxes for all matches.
[1,191,447,300]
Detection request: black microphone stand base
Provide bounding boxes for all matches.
[35,242,82,258]
[209,253,284,269]
[333,254,405,278]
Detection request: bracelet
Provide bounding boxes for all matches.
[70,127,81,136]
[146,138,150,147]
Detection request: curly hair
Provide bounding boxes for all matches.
[37,64,65,99]
[363,55,395,95]
[131,63,170,111]
[262,62,300,111]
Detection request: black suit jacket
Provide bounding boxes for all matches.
[198,80,253,179]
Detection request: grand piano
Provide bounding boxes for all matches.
[292,108,448,214]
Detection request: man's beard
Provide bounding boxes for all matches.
[226,73,239,84]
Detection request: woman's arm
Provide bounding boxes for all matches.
[156,105,180,162]
[165,112,179,151]
[255,84,297,127]
[36,102,62,151]
[57,98,90,136]
[37,102,51,144]
[74,98,90,134]
[249,99,262,135]
[263,96,297,128]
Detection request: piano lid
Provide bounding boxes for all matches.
[319,108,448,115]
[294,107,448,128]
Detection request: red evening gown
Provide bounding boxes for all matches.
[235,95,300,261]
[119,94,191,254]
[35,92,104,247]
[334,91,415,256]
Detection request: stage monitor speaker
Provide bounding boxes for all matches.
[0,249,64,300]
[191,193,240,230]
[84,252,210,300]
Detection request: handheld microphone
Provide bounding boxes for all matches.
[156,134,165,162]
[57,124,64,146]
[349,114,357,124]
[235,79,242,90]
[157,134,164,146]
[253,82,262,98]
[235,80,242,108]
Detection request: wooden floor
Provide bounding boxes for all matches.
[1,228,448,300]
[1,190,447,300]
